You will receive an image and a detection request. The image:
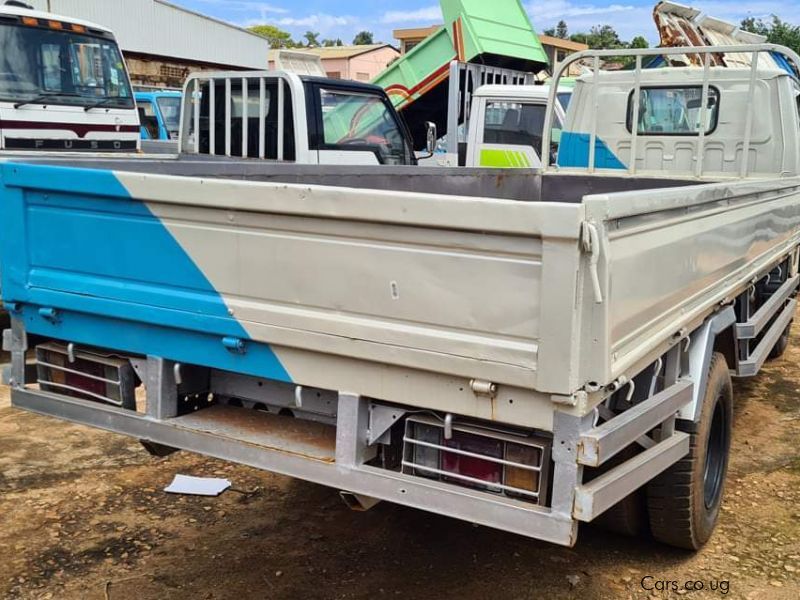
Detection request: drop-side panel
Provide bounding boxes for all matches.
[588,178,800,382]
[0,164,586,392]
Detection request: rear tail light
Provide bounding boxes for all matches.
[402,415,551,504]
[36,342,137,410]
[442,431,503,492]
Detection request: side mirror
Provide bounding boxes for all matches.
[424,121,438,158]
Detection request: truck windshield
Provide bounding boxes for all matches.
[156,96,181,132]
[320,88,411,165]
[0,22,133,108]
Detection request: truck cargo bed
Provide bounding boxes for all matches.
[1,160,798,426]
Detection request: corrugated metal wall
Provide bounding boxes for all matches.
[26,0,268,69]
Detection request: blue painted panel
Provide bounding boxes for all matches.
[0,162,291,383]
[19,304,291,382]
[557,131,627,170]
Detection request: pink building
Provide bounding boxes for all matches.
[270,44,400,82]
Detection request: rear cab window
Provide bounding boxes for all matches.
[627,86,720,135]
[315,86,413,165]
[482,101,561,150]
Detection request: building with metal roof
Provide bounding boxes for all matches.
[25,0,270,88]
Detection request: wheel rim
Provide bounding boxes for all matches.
[703,397,727,509]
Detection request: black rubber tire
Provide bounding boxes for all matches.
[646,352,733,550]
[767,321,792,360]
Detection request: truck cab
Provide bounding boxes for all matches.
[0,1,139,152]
[558,66,800,178]
[181,72,417,166]
[463,84,568,168]
[135,90,182,141]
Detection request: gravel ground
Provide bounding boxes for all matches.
[0,323,799,600]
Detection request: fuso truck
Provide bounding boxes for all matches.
[3,44,800,549]
[0,1,139,152]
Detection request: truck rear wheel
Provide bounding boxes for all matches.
[646,352,732,550]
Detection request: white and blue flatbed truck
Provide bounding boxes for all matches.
[3,44,800,549]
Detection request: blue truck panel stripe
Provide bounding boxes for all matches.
[19,304,290,382]
[557,131,627,170]
[1,162,291,383]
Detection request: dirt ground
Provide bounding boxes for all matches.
[1,327,799,600]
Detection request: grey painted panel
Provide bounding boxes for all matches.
[597,182,800,379]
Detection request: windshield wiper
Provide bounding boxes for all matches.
[84,97,124,112]
[13,92,81,109]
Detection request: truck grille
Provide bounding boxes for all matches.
[401,415,551,504]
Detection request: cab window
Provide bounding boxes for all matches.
[318,87,411,165]
[627,86,720,135]
[137,100,159,139]
[483,102,558,150]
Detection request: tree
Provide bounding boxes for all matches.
[352,31,374,45]
[630,35,649,49]
[740,16,770,37]
[573,24,624,49]
[322,38,344,47]
[741,15,800,54]
[248,24,295,48]
[303,31,321,47]
[555,20,568,39]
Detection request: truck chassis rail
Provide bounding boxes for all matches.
[11,386,578,546]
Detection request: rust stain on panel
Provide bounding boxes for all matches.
[175,405,337,463]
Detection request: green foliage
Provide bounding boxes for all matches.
[303,31,321,47]
[630,35,649,49]
[248,24,296,48]
[352,31,375,45]
[741,15,800,54]
[322,38,344,47]
[555,20,568,40]
[570,25,624,49]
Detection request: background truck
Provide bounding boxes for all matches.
[3,44,800,550]
[548,44,800,177]
[135,89,181,141]
[456,83,567,169]
[373,0,548,160]
[179,71,418,166]
[0,1,139,152]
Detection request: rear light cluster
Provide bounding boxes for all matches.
[401,415,551,504]
[36,342,137,410]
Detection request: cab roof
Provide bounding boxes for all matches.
[576,66,794,85]
[0,3,113,34]
[473,84,570,99]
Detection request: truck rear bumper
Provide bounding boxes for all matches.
[11,386,579,547]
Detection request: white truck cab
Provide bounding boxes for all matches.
[464,84,568,168]
[0,1,139,152]
[180,71,417,166]
[559,66,800,178]
[545,44,800,179]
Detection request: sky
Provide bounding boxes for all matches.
[169,1,800,47]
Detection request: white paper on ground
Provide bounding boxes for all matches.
[164,474,232,496]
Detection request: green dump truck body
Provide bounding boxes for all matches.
[373,0,548,146]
